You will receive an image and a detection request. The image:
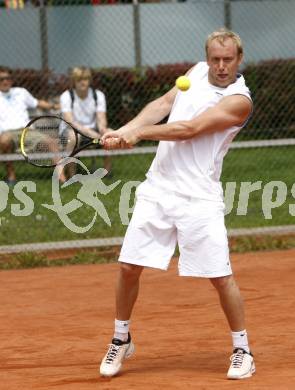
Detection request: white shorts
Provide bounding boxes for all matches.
[119,182,232,278]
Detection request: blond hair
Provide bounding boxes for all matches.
[70,66,92,82]
[205,28,243,56]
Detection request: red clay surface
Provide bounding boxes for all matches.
[0,249,295,390]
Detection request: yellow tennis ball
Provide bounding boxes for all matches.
[176,76,191,91]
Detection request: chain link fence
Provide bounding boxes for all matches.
[0,0,295,253]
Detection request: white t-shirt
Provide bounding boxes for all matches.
[60,88,106,129]
[144,61,252,202]
[0,87,38,133]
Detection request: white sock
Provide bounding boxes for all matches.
[113,319,130,342]
[231,329,250,353]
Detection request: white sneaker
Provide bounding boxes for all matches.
[100,333,135,377]
[227,348,255,379]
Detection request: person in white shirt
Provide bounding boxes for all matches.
[60,66,111,181]
[0,66,63,184]
[99,29,255,380]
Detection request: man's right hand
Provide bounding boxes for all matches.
[101,126,141,150]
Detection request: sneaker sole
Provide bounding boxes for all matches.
[227,362,256,380]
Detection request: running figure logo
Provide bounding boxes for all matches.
[42,157,121,233]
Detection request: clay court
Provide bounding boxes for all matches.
[0,248,294,390]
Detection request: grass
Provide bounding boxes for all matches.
[0,146,294,247]
[0,250,114,270]
[228,234,295,253]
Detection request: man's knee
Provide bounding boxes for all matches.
[210,274,236,292]
[119,262,143,281]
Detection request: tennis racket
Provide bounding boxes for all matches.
[20,115,102,168]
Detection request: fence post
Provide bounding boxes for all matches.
[224,0,232,30]
[133,0,142,69]
[39,1,49,70]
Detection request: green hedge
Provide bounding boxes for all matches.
[10,58,295,139]
[242,59,295,139]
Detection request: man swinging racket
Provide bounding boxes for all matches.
[99,28,255,380]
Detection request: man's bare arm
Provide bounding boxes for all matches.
[101,95,251,149]
[138,95,252,141]
[62,111,83,132]
[96,111,108,134]
[62,111,99,138]
[37,99,57,111]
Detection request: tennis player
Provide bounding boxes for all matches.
[99,28,255,380]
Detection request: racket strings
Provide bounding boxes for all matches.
[22,117,76,167]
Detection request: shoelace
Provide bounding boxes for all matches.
[105,344,121,364]
[230,350,245,368]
